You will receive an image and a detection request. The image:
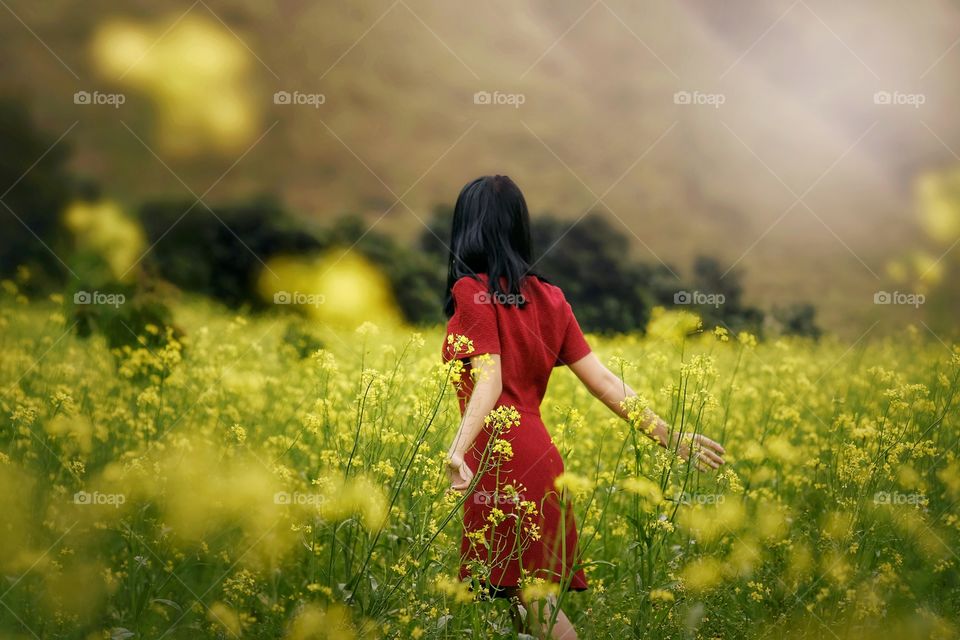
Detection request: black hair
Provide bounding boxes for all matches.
[443,175,540,318]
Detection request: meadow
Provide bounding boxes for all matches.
[1,285,958,639]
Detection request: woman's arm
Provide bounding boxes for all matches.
[567,352,725,470]
[446,354,502,491]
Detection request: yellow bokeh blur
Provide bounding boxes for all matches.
[645,306,703,345]
[63,199,146,282]
[917,170,960,245]
[257,251,403,328]
[91,14,258,155]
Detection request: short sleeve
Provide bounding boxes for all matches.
[555,301,591,366]
[443,277,501,361]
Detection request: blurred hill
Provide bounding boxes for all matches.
[2,0,960,331]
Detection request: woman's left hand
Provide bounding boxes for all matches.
[677,434,726,471]
[446,452,474,492]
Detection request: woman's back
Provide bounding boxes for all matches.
[443,273,592,415]
[442,271,593,595]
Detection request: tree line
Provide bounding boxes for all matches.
[0,97,820,343]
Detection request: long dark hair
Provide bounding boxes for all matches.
[444,175,539,318]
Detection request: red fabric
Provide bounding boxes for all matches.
[442,274,592,591]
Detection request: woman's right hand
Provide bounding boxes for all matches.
[446,452,475,492]
[446,453,473,492]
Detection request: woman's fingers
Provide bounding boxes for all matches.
[449,462,474,491]
[450,472,469,491]
[690,448,723,471]
[694,453,713,471]
[700,436,726,456]
[688,435,726,471]
[458,466,474,489]
[694,435,723,453]
[700,448,725,467]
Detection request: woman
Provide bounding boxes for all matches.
[441,175,726,639]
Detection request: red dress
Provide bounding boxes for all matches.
[442,273,592,593]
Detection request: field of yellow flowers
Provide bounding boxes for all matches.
[1,285,958,639]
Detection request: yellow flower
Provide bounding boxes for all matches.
[486,508,506,526]
[554,472,593,496]
[484,405,522,432]
[208,602,242,636]
[649,588,675,603]
[433,575,473,603]
[446,333,475,357]
[230,424,247,443]
[621,476,662,506]
[491,438,514,461]
[521,578,559,601]
[681,557,723,593]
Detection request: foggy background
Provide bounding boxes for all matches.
[3,0,960,336]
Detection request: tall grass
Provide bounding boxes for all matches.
[0,293,957,639]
